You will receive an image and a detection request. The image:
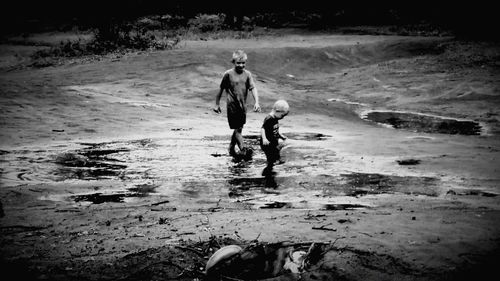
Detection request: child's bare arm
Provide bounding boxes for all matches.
[214,88,223,113]
[279,132,287,140]
[261,127,269,146]
[251,88,261,112]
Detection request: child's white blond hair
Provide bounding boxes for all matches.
[232,50,248,62]
[273,99,289,112]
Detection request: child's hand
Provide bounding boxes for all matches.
[262,139,269,146]
[213,106,221,114]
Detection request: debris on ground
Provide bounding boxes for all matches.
[204,241,332,280]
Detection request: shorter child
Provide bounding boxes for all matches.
[260,99,289,175]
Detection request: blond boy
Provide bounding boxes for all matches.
[214,50,260,157]
[260,99,289,174]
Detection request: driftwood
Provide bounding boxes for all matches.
[312,224,337,232]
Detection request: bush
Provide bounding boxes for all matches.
[188,14,225,32]
[136,16,163,30]
[159,14,188,29]
[30,17,181,64]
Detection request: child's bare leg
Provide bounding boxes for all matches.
[230,128,244,152]
[229,133,236,154]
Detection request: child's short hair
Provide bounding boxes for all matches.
[273,100,289,112]
[232,50,248,62]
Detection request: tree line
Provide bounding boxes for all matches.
[1,0,498,40]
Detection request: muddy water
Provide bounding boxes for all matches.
[362,110,483,135]
[0,131,446,209]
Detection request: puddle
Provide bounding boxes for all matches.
[53,150,127,180]
[327,98,369,107]
[2,133,445,208]
[53,166,124,180]
[225,172,440,210]
[245,198,372,210]
[252,201,370,210]
[298,173,440,197]
[127,183,159,194]
[70,192,144,204]
[172,171,436,207]
[340,172,439,196]
[362,110,483,135]
[285,132,331,141]
[447,189,498,197]
[322,203,369,210]
[260,201,292,209]
[205,133,330,143]
[228,177,266,190]
[397,159,421,165]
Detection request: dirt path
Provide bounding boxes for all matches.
[1,32,500,280]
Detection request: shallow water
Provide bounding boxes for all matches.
[0,133,318,187]
[0,132,450,208]
[362,110,483,135]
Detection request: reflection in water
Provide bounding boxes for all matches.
[71,193,127,204]
[54,167,123,181]
[228,177,264,190]
[180,181,204,198]
[228,160,252,177]
[53,148,128,181]
[127,183,159,194]
[264,175,277,188]
[6,133,442,209]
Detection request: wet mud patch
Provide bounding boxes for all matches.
[241,198,373,210]
[180,176,284,199]
[70,192,140,204]
[53,165,124,180]
[286,132,331,141]
[127,183,159,195]
[242,134,261,146]
[69,184,162,204]
[204,134,262,147]
[52,139,156,181]
[54,151,127,181]
[260,201,292,209]
[446,189,498,197]
[396,159,421,165]
[362,110,483,135]
[196,171,440,210]
[79,138,154,149]
[205,133,329,143]
[226,175,310,198]
[340,172,440,196]
[322,203,370,210]
[228,177,267,191]
[180,181,223,198]
[304,173,440,197]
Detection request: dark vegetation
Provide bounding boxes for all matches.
[1,0,498,63]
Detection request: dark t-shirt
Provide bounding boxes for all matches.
[220,68,255,116]
[261,114,280,146]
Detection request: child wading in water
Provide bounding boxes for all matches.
[214,50,261,158]
[260,99,289,176]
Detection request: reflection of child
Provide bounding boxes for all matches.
[260,100,289,174]
[214,50,260,157]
